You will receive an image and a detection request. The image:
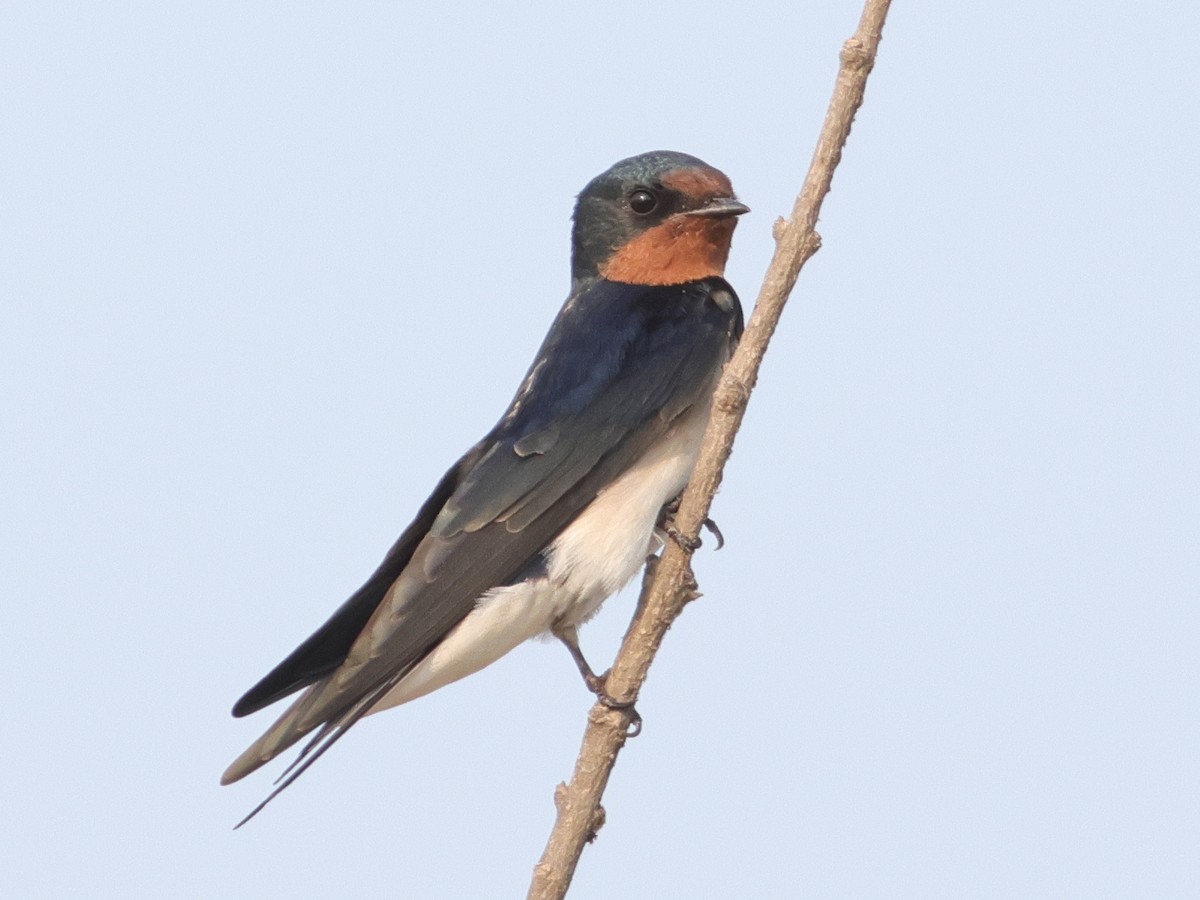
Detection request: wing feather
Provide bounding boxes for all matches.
[225,277,742,798]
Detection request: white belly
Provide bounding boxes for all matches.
[368,406,710,713]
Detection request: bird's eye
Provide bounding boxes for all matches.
[628,189,658,215]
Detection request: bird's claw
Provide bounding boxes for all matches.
[701,517,725,550]
[622,708,643,738]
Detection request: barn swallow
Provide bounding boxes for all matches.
[223,150,747,823]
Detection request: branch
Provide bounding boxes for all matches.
[528,3,893,896]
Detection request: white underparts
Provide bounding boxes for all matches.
[368,403,711,714]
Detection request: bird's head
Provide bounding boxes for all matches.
[571,151,749,288]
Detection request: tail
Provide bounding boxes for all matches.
[221,685,321,787]
[222,672,409,827]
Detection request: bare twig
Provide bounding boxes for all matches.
[528,3,893,896]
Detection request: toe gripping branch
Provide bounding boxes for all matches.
[659,496,726,552]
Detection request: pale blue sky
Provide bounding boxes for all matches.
[3,2,1197,897]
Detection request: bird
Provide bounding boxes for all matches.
[223,150,748,823]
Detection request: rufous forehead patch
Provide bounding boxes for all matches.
[660,167,734,200]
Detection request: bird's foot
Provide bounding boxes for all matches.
[663,516,724,552]
[586,670,642,737]
[658,497,725,552]
[664,523,702,552]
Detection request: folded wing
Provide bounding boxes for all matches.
[224,278,742,795]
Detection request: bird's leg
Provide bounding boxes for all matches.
[552,622,605,693]
[551,622,642,737]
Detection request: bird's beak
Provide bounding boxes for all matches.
[685,196,751,218]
